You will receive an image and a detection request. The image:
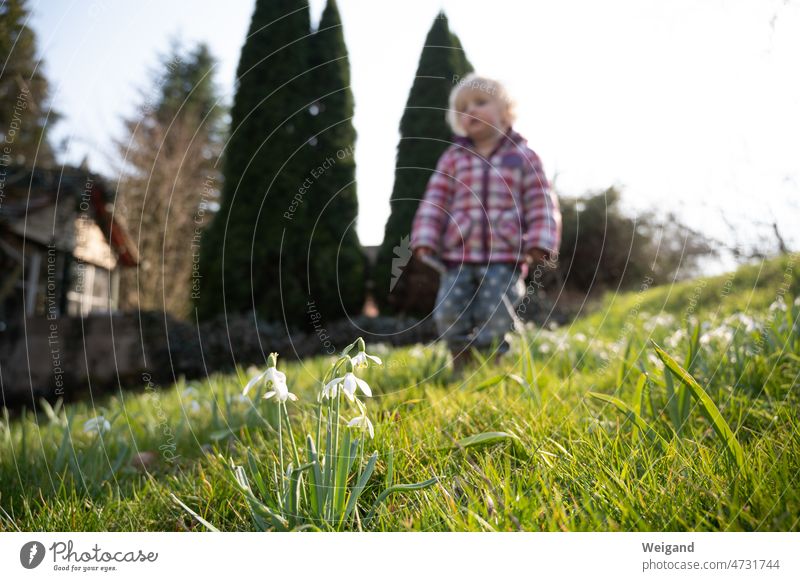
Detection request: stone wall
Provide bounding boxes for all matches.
[0,312,439,407]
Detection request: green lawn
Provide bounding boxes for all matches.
[1,253,798,531]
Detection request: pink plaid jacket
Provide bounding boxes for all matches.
[410,128,561,267]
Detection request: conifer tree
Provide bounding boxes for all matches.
[197,0,314,326]
[305,0,365,322]
[374,12,473,314]
[0,0,59,166]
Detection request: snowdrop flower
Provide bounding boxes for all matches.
[242,353,297,401]
[182,386,199,398]
[188,401,202,413]
[264,386,297,403]
[323,362,372,402]
[769,296,787,313]
[347,413,375,439]
[83,416,111,435]
[264,377,298,403]
[350,338,383,369]
[409,345,425,360]
[667,328,687,349]
[726,313,759,333]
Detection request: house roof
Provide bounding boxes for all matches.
[0,165,139,267]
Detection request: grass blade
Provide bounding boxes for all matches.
[631,373,647,444]
[170,493,220,532]
[651,341,746,473]
[447,431,519,450]
[364,477,439,526]
[588,391,668,449]
[344,451,378,520]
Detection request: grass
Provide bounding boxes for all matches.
[1,253,798,531]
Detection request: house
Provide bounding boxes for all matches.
[0,164,139,326]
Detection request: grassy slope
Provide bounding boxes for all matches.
[1,253,798,531]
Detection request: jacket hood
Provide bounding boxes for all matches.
[452,127,527,149]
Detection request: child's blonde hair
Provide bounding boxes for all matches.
[446,73,517,136]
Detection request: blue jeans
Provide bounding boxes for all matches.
[433,263,526,355]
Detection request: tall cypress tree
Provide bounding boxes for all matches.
[374,12,473,314]
[305,0,364,322]
[197,0,314,326]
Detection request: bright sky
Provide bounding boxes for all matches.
[32,0,800,272]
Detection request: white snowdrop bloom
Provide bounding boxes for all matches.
[409,346,425,359]
[347,413,375,439]
[263,378,298,403]
[769,296,787,313]
[667,329,686,349]
[188,401,202,413]
[727,313,759,333]
[349,337,383,369]
[323,372,372,402]
[182,386,199,398]
[573,333,587,343]
[538,343,551,354]
[243,366,289,397]
[351,350,383,369]
[83,416,111,435]
[658,313,676,327]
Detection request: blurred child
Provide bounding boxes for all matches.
[410,73,561,373]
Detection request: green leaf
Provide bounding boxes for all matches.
[447,431,520,450]
[333,429,353,519]
[307,435,324,516]
[651,340,746,474]
[344,451,378,520]
[364,477,439,526]
[385,448,394,488]
[471,374,506,391]
[664,363,681,434]
[617,335,635,387]
[588,391,668,450]
[231,464,288,530]
[506,373,540,404]
[631,373,648,444]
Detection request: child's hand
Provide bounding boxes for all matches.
[414,246,435,259]
[525,248,549,267]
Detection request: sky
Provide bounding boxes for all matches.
[31,0,800,272]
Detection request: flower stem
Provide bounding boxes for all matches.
[278,405,285,497]
[282,402,301,467]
